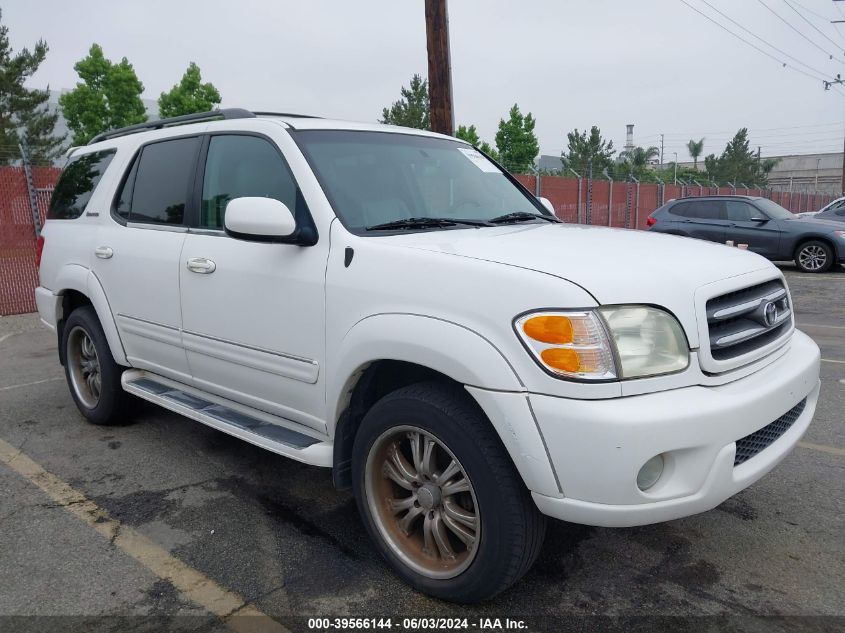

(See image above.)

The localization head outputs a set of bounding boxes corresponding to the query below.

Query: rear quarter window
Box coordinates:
[48,150,116,220]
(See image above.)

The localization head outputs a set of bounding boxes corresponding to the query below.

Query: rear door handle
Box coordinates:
[94,246,113,259]
[186,257,216,274]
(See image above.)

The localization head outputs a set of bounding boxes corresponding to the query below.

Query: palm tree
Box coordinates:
[619,146,660,168]
[687,138,705,169]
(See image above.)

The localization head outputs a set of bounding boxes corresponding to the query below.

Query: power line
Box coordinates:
[755,0,842,60]
[782,0,845,53]
[697,0,835,78]
[677,0,839,84]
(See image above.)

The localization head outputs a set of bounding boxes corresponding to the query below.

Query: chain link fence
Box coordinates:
[513,173,839,228]
[0,143,59,316]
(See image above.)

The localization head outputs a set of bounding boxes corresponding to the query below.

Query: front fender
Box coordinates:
[329,313,525,424]
[328,313,561,496]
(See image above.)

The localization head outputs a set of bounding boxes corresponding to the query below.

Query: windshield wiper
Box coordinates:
[366,217,492,231]
[489,211,561,224]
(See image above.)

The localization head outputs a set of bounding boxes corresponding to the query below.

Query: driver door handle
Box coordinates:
[94,246,113,259]
[186,257,216,274]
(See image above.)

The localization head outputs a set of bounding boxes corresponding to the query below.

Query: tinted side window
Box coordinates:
[126,137,199,225]
[200,135,297,229]
[673,200,722,220]
[48,150,116,219]
[725,201,757,222]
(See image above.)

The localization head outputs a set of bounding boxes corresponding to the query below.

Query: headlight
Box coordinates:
[515,306,689,381]
[598,306,689,378]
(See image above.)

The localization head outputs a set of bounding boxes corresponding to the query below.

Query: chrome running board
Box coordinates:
[121,369,332,466]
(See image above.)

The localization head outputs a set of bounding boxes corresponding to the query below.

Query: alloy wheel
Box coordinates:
[365,425,480,579]
[67,326,101,409]
[798,245,827,271]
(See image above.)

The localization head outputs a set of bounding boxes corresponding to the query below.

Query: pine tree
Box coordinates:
[380,74,430,130]
[0,10,64,165]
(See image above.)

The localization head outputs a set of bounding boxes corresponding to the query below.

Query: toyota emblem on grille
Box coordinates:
[763,301,778,327]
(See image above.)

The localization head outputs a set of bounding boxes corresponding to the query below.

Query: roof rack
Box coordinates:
[252,111,322,119]
[88,108,257,144]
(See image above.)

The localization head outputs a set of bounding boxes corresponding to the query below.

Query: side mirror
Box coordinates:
[538,196,555,215]
[224,197,297,242]
[750,216,768,223]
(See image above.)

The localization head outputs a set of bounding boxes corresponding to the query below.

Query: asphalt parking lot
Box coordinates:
[0,265,843,633]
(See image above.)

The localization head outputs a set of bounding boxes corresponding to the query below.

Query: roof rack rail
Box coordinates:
[252,111,322,119]
[87,108,256,144]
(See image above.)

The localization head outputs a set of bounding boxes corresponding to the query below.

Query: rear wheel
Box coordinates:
[62,306,131,425]
[352,381,546,603]
[794,240,833,273]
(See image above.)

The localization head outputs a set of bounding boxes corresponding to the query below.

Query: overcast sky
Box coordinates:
[5,0,845,160]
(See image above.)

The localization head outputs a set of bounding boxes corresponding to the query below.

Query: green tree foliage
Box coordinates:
[380,73,429,130]
[703,129,771,186]
[613,145,660,180]
[561,126,615,176]
[455,123,498,159]
[0,10,64,164]
[495,104,538,173]
[59,44,147,145]
[158,62,221,118]
[687,138,704,168]
[455,123,480,146]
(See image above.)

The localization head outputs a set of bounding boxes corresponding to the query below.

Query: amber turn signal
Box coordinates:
[540,348,581,373]
[523,315,574,344]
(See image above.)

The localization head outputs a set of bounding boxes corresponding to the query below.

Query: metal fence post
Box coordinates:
[607,178,613,227]
[634,181,641,230]
[586,160,593,226]
[577,177,583,224]
[19,142,42,239]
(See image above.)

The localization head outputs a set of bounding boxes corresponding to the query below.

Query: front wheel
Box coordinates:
[794,240,833,273]
[352,382,546,603]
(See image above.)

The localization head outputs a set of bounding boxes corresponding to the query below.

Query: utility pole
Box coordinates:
[659,134,664,167]
[425,0,454,136]
[842,135,845,194]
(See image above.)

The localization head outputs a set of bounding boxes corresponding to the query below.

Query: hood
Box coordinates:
[377,224,777,346]
[783,216,845,229]
[381,223,773,304]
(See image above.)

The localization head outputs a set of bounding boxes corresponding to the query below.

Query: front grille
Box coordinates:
[734,398,806,466]
[706,279,791,361]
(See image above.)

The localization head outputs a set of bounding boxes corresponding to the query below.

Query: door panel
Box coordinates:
[93,137,200,382]
[179,134,328,432]
[672,200,727,243]
[724,201,781,258]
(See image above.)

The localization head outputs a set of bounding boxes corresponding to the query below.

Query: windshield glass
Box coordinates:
[292,130,547,232]
[755,198,795,220]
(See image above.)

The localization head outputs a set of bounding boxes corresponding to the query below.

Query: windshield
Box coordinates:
[755,198,796,220]
[292,130,547,233]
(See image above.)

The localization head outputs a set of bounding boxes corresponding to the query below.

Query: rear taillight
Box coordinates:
[35,235,45,269]
[646,216,657,227]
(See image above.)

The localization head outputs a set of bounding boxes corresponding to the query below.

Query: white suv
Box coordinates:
[36,109,821,602]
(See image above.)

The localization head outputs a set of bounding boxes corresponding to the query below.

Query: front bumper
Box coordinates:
[529,329,820,527]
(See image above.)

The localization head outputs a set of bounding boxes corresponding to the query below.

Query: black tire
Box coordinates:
[794,240,833,273]
[352,381,546,603]
[61,305,131,426]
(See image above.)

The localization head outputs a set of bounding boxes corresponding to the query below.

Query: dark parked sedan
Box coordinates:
[647,195,845,273]
[813,197,845,223]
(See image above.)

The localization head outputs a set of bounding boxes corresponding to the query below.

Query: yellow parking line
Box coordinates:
[797,323,845,330]
[798,441,845,458]
[822,358,845,364]
[0,437,290,632]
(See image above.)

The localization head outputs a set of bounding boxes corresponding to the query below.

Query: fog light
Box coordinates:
[637,454,664,491]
